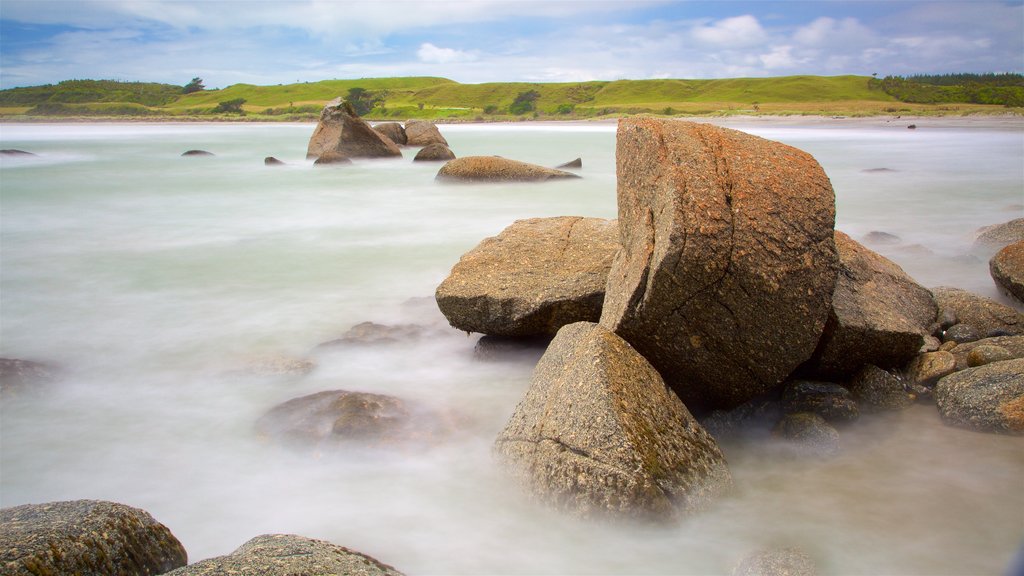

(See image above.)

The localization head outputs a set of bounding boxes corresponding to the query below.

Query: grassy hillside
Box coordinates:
[2,74,1020,120]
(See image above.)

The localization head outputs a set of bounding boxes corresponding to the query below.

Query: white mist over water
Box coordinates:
[1,120,1022,575]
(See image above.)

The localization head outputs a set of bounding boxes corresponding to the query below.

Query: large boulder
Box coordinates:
[931,286,1024,337]
[803,231,938,377]
[600,119,839,412]
[0,499,187,575]
[164,534,403,576]
[306,100,402,160]
[436,217,619,337]
[990,240,1024,303]
[436,156,580,183]
[935,358,1024,434]
[373,122,407,146]
[404,119,448,147]
[494,322,733,521]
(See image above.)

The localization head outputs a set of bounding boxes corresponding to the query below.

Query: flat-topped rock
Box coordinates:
[436,156,580,183]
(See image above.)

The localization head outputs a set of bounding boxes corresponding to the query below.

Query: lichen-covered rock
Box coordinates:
[904,351,957,386]
[773,413,841,458]
[164,534,403,576]
[733,547,819,576]
[435,156,580,183]
[413,143,456,162]
[950,335,1024,370]
[935,358,1024,434]
[990,240,1024,303]
[804,232,937,377]
[373,122,407,146]
[931,286,1024,337]
[404,119,448,147]
[494,322,732,520]
[599,119,838,412]
[436,217,619,337]
[782,380,859,423]
[306,100,402,160]
[848,364,914,411]
[0,499,187,576]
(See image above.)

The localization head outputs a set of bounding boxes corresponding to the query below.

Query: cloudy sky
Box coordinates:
[1,0,1021,89]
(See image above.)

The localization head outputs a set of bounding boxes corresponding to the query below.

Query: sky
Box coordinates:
[1,0,1022,89]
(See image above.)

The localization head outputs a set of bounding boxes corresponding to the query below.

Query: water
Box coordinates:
[1,120,1022,575]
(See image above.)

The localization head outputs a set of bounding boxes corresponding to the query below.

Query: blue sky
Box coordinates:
[1,1,1021,89]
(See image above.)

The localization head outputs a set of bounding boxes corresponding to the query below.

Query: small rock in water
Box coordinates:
[555,157,582,169]
[782,380,859,423]
[314,151,353,165]
[413,142,456,162]
[861,167,897,173]
[774,412,841,458]
[0,149,37,156]
[862,230,901,244]
[181,149,214,156]
[732,546,819,576]
[233,354,316,377]
[0,357,57,399]
[264,156,286,166]
[316,321,432,348]
[847,364,914,411]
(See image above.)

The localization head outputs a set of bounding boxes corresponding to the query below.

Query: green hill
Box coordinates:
[1,74,1020,120]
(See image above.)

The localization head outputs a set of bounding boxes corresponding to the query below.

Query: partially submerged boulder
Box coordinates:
[373,122,407,146]
[181,149,213,157]
[804,231,937,377]
[313,151,353,166]
[600,118,838,412]
[773,413,841,458]
[436,156,580,183]
[163,534,403,576]
[990,240,1024,303]
[494,322,733,521]
[782,380,859,423]
[0,499,187,575]
[306,100,402,160]
[935,358,1024,434]
[973,218,1024,254]
[931,287,1024,337]
[436,217,619,337]
[404,119,448,147]
[413,143,456,162]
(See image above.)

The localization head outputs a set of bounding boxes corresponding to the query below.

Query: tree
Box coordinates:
[213,98,246,113]
[345,87,382,116]
[509,90,540,115]
[183,77,205,94]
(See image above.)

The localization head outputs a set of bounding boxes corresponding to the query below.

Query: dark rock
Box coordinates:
[306,100,402,160]
[904,351,957,387]
[316,321,433,348]
[935,358,1024,434]
[0,499,187,576]
[950,335,1024,370]
[907,124,917,129]
[701,399,785,441]
[181,149,214,156]
[943,323,981,344]
[0,149,37,157]
[494,322,733,521]
[163,534,403,576]
[990,240,1024,303]
[404,120,448,147]
[0,357,56,399]
[264,156,285,166]
[848,364,914,411]
[472,335,551,362]
[436,156,580,183]
[973,218,1024,253]
[862,230,901,244]
[413,143,456,162]
[373,122,407,146]
[773,413,841,458]
[932,286,1023,337]
[733,547,818,576]
[555,157,583,169]
[256,390,452,449]
[599,119,838,412]
[436,217,619,337]
[782,380,859,423]
[803,231,937,378]
[313,151,353,166]
[861,167,897,173]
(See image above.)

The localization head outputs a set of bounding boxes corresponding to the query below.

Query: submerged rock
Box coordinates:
[600,119,838,412]
[973,218,1024,253]
[494,322,732,521]
[181,149,214,156]
[774,412,841,458]
[413,143,456,162]
[163,534,403,576]
[313,151,353,166]
[306,100,402,160]
[0,357,56,398]
[0,149,37,157]
[436,156,580,183]
[556,157,583,169]
[847,364,914,411]
[316,321,435,347]
[935,358,1024,434]
[264,156,286,166]
[990,240,1024,303]
[0,499,187,576]
[782,380,859,423]
[932,287,1024,337]
[436,216,619,337]
[804,231,937,378]
[733,547,819,576]
[404,119,448,147]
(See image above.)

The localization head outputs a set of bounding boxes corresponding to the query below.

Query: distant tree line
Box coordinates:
[872,73,1024,107]
[0,79,186,107]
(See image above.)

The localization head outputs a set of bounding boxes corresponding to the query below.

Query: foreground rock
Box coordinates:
[413,142,456,162]
[306,100,402,160]
[0,499,187,575]
[935,358,1024,434]
[494,322,732,521]
[436,217,619,336]
[600,119,838,412]
[931,287,1024,337]
[404,119,448,147]
[436,156,580,183]
[804,231,937,377]
[164,534,403,576]
[990,240,1024,303]
[256,390,452,449]
[373,122,407,146]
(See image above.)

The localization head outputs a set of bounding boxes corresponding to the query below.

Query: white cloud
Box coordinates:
[759,45,799,70]
[692,15,767,46]
[417,43,477,64]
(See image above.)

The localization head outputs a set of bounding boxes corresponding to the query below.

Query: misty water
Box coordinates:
[1,120,1022,575]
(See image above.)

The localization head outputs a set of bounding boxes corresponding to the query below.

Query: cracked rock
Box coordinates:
[494,322,732,521]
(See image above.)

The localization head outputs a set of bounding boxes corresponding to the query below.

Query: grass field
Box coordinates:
[2,75,1020,120]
